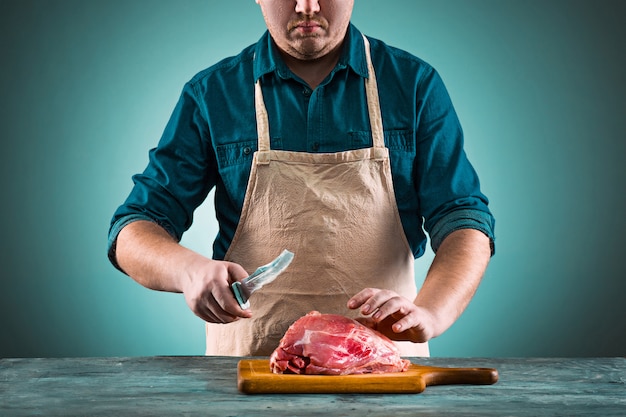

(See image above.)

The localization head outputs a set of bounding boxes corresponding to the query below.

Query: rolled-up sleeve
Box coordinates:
[415,68,495,254]
[107,82,217,271]
[429,209,495,255]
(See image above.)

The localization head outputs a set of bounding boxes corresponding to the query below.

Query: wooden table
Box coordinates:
[1,357,624,416]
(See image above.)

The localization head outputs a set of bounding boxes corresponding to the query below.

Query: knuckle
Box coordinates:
[362,287,377,297]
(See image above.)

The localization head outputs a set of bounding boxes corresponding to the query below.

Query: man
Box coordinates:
[108,0,495,356]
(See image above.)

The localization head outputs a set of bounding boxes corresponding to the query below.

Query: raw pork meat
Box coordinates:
[270,311,410,375]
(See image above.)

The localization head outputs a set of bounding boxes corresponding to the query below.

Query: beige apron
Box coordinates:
[206,36,429,357]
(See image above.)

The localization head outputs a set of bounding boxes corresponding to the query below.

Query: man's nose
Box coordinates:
[295,0,321,15]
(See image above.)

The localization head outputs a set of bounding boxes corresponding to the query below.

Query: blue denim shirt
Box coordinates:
[108,24,495,269]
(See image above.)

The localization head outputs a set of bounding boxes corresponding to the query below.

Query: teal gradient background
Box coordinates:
[1,0,624,357]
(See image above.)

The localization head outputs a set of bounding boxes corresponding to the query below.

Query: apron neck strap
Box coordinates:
[255,80,271,157]
[254,34,385,154]
[361,34,385,150]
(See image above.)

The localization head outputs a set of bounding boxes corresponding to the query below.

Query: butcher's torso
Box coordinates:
[205,35,429,357]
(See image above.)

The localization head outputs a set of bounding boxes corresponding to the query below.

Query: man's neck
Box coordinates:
[279,43,343,90]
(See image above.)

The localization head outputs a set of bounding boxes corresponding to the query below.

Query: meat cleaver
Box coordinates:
[231,249,294,309]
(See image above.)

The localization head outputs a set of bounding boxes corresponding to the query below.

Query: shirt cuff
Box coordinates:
[429,209,496,256]
[107,214,160,273]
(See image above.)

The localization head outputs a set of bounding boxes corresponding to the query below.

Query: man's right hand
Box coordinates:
[181,257,252,323]
[115,220,252,324]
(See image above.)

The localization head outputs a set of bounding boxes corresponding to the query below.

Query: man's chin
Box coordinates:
[289,37,332,57]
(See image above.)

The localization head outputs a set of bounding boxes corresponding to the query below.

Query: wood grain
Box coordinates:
[237,359,498,394]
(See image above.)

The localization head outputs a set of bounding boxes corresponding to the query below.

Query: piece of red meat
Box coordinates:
[269,311,410,375]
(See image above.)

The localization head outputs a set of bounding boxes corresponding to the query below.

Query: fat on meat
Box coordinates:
[269,311,410,375]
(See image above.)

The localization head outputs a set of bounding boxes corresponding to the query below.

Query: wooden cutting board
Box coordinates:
[237,359,498,394]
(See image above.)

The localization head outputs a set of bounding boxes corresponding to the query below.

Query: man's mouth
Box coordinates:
[289,19,325,33]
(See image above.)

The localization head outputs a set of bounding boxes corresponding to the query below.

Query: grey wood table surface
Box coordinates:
[1,356,624,416]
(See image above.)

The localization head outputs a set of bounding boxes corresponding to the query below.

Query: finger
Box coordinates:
[226,262,250,284]
[358,289,398,316]
[205,292,241,323]
[199,307,238,324]
[388,311,430,343]
[215,284,252,319]
[369,316,417,342]
[347,288,377,310]
[191,282,242,323]
[211,261,252,317]
[191,299,221,323]
[370,296,407,322]
[354,316,376,329]
[388,310,415,333]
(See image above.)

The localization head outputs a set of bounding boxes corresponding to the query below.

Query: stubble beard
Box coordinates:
[285,18,332,60]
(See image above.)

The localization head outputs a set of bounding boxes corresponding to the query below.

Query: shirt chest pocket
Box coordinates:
[215,138,283,209]
[216,140,257,167]
[215,140,257,209]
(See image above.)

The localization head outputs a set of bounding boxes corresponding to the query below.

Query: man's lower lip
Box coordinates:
[296,25,321,33]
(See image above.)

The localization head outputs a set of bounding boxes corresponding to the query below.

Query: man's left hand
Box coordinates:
[347,288,436,343]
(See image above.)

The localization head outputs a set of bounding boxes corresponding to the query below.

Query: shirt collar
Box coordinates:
[253,23,368,82]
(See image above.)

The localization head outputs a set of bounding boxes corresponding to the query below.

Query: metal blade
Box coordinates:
[231,249,294,309]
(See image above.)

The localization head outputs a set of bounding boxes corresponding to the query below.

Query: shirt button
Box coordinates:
[311,142,320,151]
[302,88,312,97]
[243,146,252,155]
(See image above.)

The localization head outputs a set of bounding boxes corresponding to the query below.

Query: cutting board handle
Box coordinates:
[423,366,499,387]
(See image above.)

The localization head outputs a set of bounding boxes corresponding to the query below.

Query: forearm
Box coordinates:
[415,228,491,338]
[115,220,203,293]
[115,220,251,322]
